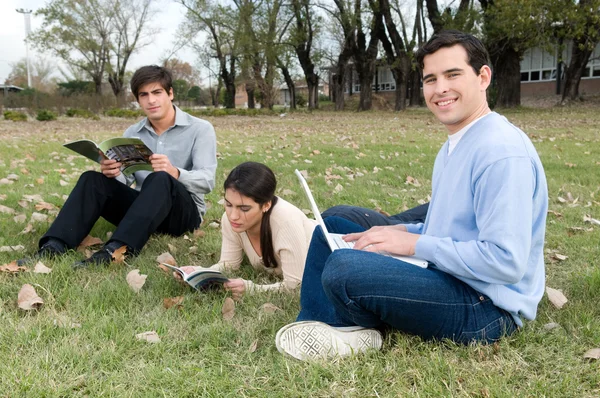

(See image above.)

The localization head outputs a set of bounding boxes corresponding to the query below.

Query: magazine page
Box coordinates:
[185,269,229,290]
[63,140,105,163]
[99,137,153,176]
[160,263,188,279]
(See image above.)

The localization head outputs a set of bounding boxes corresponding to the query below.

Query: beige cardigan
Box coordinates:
[200,197,317,293]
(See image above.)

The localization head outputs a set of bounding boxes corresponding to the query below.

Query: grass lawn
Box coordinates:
[0,107,599,397]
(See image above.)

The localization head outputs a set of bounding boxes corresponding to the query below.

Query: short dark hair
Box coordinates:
[224,162,279,269]
[130,65,173,100]
[415,30,491,76]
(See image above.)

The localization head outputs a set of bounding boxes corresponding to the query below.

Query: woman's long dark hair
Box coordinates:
[224,162,279,268]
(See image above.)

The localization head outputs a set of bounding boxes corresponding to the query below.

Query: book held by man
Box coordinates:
[63,137,153,176]
[160,263,230,291]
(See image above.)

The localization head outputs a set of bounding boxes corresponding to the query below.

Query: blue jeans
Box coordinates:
[297,217,517,344]
[321,203,429,229]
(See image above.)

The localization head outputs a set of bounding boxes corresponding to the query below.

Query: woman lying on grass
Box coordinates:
[175,161,317,299]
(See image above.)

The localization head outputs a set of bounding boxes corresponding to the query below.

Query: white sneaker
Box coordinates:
[275,321,383,361]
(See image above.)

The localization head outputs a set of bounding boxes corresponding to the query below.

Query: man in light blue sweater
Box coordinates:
[18,66,217,268]
[276,30,548,361]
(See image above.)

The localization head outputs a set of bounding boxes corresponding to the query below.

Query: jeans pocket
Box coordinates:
[457,310,516,345]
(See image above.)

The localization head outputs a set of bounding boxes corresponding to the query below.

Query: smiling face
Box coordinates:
[224,188,270,235]
[136,82,175,124]
[422,45,491,134]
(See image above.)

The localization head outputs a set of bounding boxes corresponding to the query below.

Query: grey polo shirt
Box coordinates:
[117,106,217,219]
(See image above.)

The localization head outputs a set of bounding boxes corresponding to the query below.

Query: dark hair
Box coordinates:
[130,65,173,100]
[415,30,491,76]
[224,162,279,268]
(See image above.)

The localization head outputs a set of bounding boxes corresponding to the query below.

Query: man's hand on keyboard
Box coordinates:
[344,225,419,256]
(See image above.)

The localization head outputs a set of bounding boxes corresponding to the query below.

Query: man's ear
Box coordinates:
[479,65,492,91]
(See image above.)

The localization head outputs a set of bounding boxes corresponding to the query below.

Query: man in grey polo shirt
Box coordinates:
[19,65,217,268]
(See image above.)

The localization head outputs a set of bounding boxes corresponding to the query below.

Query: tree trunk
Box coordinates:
[333,70,346,111]
[279,62,296,109]
[492,46,521,107]
[245,81,256,109]
[562,41,593,102]
[221,56,236,109]
[408,67,422,107]
[212,79,222,107]
[306,73,319,109]
[357,65,375,111]
[93,76,103,95]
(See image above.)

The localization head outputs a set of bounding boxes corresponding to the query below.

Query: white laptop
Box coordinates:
[294,169,428,268]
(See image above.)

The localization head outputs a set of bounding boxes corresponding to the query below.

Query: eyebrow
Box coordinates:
[422,68,465,81]
[224,198,252,208]
[138,88,164,95]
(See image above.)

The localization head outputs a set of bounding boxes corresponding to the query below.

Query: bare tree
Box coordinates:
[178,0,240,108]
[289,0,321,109]
[32,0,114,95]
[107,0,157,105]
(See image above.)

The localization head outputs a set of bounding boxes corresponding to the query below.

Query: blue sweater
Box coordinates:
[407,113,548,326]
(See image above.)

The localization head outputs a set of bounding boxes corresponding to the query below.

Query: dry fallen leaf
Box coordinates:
[167,243,177,253]
[19,224,34,235]
[112,246,127,263]
[35,201,56,211]
[79,235,104,248]
[17,284,44,310]
[0,204,15,214]
[249,339,259,353]
[33,261,52,274]
[583,214,600,226]
[583,348,600,360]
[261,303,282,314]
[163,296,184,309]
[222,297,235,320]
[0,245,25,252]
[553,253,568,261]
[156,252,176,266]
[136,331,161,343]
[546,286,568,309]
[13,214,27,223]
[30,212,48,223]
[0,261,26,273]
[126,269,147,293]
[193,229,206,238]
[53,313,81,329]
[543,322,560,331]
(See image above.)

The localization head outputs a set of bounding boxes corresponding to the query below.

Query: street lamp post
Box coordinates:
[16,8,33,88]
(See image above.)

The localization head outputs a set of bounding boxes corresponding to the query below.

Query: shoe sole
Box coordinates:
[276,321,382,361]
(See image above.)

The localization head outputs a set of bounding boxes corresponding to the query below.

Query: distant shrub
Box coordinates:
[3,111,28,121]
[295,94,307,107]
[186,108,279,117]
[66,108,99,120]
[104,108,144,118]
[36,109,57,121]
[318,94,330,102]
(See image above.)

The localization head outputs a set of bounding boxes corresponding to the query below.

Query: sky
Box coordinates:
[0,0,198,85]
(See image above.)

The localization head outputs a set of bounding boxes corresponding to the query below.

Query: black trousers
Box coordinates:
[321,203,429,229]
[41,171,201,253]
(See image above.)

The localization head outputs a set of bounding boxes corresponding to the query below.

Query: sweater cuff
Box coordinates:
[414,234,439,263]
[404,223,423,234]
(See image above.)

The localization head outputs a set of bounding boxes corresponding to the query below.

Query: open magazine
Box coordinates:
[161,263,229,291]
[63,137,153,176]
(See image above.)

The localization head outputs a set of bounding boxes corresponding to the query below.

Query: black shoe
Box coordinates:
[72,247,114,269]
[17,239,66,266]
